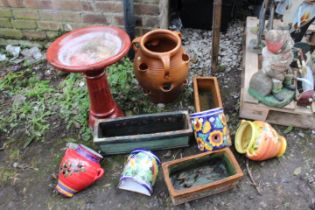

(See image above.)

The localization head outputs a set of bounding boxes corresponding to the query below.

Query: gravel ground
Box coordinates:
[182,21,244,76]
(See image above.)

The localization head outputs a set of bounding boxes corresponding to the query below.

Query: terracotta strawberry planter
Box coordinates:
[93,111,193,155]
[193,77,223,112]
[162,148,243,205]
[133,29,190,103]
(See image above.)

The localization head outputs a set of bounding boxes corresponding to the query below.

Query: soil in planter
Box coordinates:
[170,154,234,190]
[144,38,177,53]
[98,113,187,137]
[199,89,215,111]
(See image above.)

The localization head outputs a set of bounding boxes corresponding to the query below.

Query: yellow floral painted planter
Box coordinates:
[235,120,287,161]
[191,108,231,152]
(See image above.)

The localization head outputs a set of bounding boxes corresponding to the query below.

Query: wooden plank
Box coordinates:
[308,24,315,32]
[211,0,222,73]
[240,88,315,129]
[240,100,315,129]
[282,101,296,110]
[240,101,269,121]
[294,105,313,115]
[244,17,259,104]
[240,89,269,120]
[267,111,315,129]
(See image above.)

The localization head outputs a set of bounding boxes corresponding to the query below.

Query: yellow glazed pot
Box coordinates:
[235,120,286,161]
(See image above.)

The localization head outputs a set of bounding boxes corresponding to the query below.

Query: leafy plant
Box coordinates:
[0,68,91,143]
[56,74,90,141]
[0,69,54,146]
[0,56,194,146]
[107,58,163,114]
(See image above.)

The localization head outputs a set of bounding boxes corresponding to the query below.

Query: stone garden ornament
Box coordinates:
[249,29,295,108]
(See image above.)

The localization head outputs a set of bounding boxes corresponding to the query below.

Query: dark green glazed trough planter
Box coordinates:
[93,111,193,155]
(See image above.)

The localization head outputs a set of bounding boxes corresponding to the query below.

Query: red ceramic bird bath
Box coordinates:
[47,26,131,127]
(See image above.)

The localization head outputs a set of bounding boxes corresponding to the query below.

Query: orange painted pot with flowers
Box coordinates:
[190,107,231,152]
[234,120,287,161]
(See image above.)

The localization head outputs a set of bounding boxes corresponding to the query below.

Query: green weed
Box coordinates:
[107,58,162,114]
[56,73,90,141]
[0,167,16,185]
[0,57,193,145]
[8,148,20,161]
[0,70,54,145]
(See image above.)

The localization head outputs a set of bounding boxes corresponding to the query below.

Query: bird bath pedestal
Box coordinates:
[47,26,131,128]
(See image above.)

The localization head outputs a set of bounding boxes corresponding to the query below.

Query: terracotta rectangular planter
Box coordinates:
[93,111,193,155]
[193,76,223,112]
[162,148,243,205]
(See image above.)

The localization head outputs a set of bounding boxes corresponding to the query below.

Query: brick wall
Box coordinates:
[0,0,168,40]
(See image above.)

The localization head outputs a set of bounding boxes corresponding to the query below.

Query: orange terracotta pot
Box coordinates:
[132,29,190,103]
[235,120,287,161]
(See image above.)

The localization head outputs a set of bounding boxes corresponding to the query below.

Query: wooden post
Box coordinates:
[211,0,222,73]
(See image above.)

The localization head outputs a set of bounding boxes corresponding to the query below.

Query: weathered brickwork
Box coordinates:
[0,0,168,40]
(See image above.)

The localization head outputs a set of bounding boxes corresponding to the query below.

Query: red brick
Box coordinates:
[0,1,6,6]
[81,1,94,11]
[2,0,23,7]
[63,22,89,31]
[134,3,159,15]
[95,1,123,13]
[112,15,124,26]
[22,30,46,40]
[113,15,143,27]
[82,14,109,24]
[39,10,82,23]
[51,1,82,11]
[23,0,53,9]
[13,8,38,19]
[37,21,62,30]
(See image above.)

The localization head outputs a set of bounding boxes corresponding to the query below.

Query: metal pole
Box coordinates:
[123,0,135,59]
[257,0,269,49]
[268,1,275,30]
[211,0,222,73]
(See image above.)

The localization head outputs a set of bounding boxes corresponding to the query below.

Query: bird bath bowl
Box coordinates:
[47,26,131,127]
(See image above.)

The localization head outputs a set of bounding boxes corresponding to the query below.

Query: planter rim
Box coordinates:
[78,144,103,159]
[140,29,181,58]
[93,111,193,143]
[190,107,223,118]
[192,76,223,113]
[193,76,218,80]
[235,120,257,154]
[130,149,161,164]
[162,148,243,198]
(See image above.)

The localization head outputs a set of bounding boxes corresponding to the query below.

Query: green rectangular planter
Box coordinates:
[93,111,193,155]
